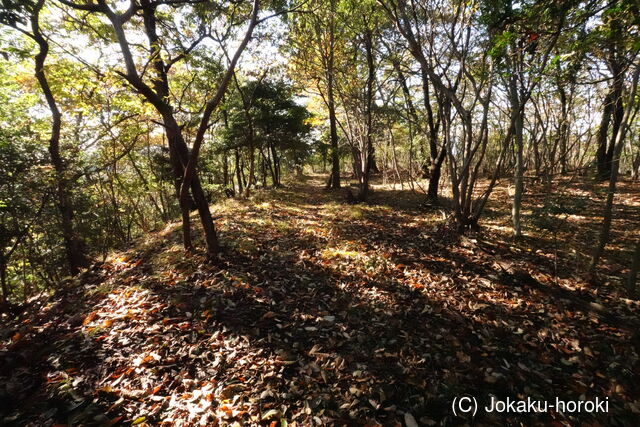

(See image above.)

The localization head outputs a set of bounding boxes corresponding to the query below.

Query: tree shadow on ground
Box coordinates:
[1,177,639,426]
[0,267,116,425]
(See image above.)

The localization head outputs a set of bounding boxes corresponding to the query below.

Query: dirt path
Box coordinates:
[1,177,639,426]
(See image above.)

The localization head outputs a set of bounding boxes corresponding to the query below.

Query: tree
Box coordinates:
[628,241,640,297]
[382,0,500,231]
[59,0,265,258]
[0,99,47,301]
[589,60,640,276]
[288,0,343,189]
[1,0,88,274]
[334,0,382,201]
[378,0,449,203]
[222,79,312,187]
[592,1,640,181]
[484,0,572,238]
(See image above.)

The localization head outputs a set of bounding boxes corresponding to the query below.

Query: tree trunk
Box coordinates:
[223,150,229,187]
[235,148,244,194]
[326,0,341,190]
[421,69,442,202]
[191,175,220,255]
[604,69,625,178]
[632,151,640,180]
[558,84,569,175]
[32,0,87,275]
[327,80,341,189]
[0,259,8,303]
[595,90,615,180]
[261,150,268,187]
[628,241,640,298]
[247,145,255,195]
[510,72,525,238]
[165,120,221,256]
[358,26,375,202]
[596,49,625,181]
[590,63,640,275]
[270,143,281,187]
[426,149,446,202]
[222,108,230,188]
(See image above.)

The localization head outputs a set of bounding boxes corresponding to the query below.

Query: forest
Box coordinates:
[0,0,639,425]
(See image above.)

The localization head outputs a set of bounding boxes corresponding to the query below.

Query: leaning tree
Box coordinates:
[59,0,284,258]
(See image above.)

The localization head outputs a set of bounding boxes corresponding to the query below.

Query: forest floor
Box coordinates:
[1,175,639,426]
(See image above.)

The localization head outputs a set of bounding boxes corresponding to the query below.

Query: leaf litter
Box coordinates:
[1,177,639,426]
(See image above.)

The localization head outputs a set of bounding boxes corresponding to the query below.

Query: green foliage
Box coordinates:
[222,79,313,169]
[0,60,56,298]
[0,0,31,27]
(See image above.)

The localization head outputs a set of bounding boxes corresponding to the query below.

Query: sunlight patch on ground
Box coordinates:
[485,224,514,233]
[256,201,273,210]
[4,177,640,425]
[106,255,131,268]
[321,247,363,260]
[158,222,180,237]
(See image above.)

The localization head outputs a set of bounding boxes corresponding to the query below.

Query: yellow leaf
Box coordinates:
[132,416,146,425]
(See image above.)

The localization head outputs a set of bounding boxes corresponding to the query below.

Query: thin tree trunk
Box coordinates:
[223,150,229,187]
[327,0,341,190]
[604,69,625,177]
[590,63,640,275]
[31,0,86,275]
[628,241,640,298]
[595,90,615,180]
[558,84,569,175]
[0,258,8,303]
[509,69,525,238]
[270,143,280,187]
[427,149,446,203]
[358,25,375,201]
[421,70,443,202]
[235,148,244,194]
